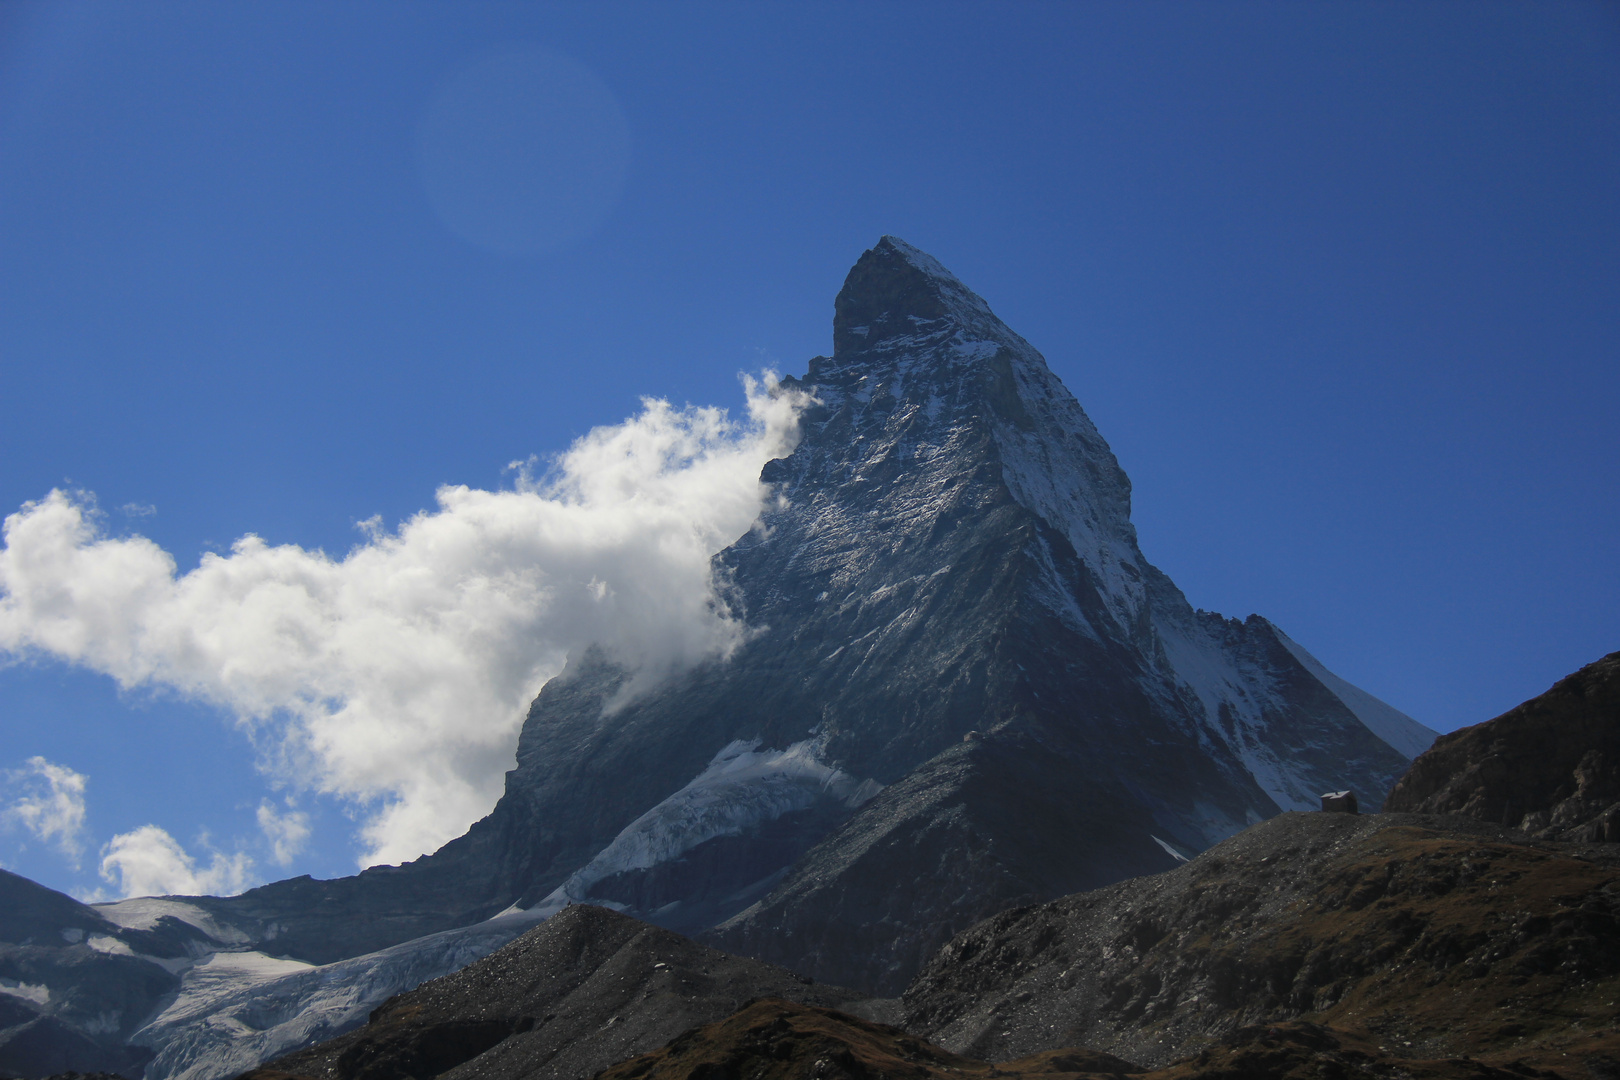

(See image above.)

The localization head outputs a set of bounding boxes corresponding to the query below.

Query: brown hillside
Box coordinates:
[899,812,1620,1075]
[594,999,1558,1080]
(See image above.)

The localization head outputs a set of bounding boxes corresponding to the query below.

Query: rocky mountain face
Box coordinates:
[236,812,1620,1080]
[0,874,554,1080]
[194,239,1432,988]
[152,650,1619,1080]
[254,937,1581,1080]
[897,810,1620,1073]
[1386,651,1620,842]
[0,238,1435,1080]
[490,237,1429,993]
[0,870,193,1079]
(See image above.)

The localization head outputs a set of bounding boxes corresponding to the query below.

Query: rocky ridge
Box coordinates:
[508,236,1431,993]
[0,872,242,1079]
[1386,651,1620,842]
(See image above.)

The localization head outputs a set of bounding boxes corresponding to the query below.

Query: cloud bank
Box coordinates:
[2,756,88,865]
[0,376,807,868]
[99,825,253,898]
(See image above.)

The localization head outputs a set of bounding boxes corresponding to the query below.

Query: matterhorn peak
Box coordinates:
[830,236,1004,359]
[28,244,1436,1080]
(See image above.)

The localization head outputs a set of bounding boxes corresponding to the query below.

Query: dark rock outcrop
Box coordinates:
[1386,651,1620,842]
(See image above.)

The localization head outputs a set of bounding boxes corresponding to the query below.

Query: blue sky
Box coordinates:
[1,2,1616,899]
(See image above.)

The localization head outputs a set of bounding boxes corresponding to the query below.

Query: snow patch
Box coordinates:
[1156,619,1318,814]
[533,738,880,915]
[952,338,1000,362]
[83,929,201,976]
[0,979,49,1006]
[95,898,250,944]
[141,952,317,1028]
[1151,836,1190,863]
[87,934,136,957]
[979,335,1144,633]
[131,910,541,1080]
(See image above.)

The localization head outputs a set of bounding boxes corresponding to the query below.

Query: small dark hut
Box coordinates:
[1320,790,1359,814]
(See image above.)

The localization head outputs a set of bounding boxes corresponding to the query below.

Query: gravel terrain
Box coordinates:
[594,999,1555,1080]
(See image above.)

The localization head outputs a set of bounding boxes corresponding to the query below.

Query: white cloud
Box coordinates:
[2,756,89,865]
[98,825,253,899]
[0,376,809,868]
[257,801,310,867]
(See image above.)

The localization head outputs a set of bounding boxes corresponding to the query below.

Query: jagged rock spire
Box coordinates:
[832,236,999,357]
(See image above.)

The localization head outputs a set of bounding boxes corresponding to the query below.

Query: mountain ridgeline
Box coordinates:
[201,237,1430,991]
[0,239,1441,1080]
[469,237,1432,991]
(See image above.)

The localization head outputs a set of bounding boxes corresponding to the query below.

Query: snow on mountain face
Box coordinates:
[0,868,277,1079]
[51,748,883,1080]
[486,238,1431,994]
[0,867,542,1080]
[532,738,881,917]
[1145,606,1436,815]
[97,898,253,944]
[128,911,540,1080]
[808,237,1142,638]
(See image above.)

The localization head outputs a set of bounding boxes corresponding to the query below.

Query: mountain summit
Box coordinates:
[434,236,1429,991]
[211,237,1435,991]
[830,236,1004,356]
[2,240,1438,1080]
